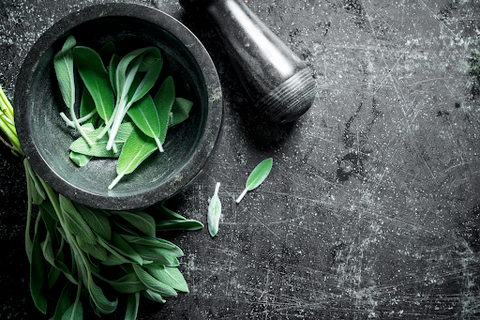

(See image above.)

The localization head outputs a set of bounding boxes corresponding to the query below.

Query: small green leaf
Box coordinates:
[75,204,111,241]
[142,289,166,303]
[112,211,156,237]
[54,35,76,111]
[156,219,204,231]
[169,97,193,127]
[54,35,93,146]
[236,158,273,203]
[51,282,73,320]
[73,46,115,122]
[59,195,96,245]
[106,272,147,294]
[77,237,108,261]
[69,151,92,167]
[125,292,140,320]
[30,233,47,314]
[146,265,189,293]
[153,76,175,143]
[79,87,98,125]
[133,265,177,297]
[207,182,221,237]
[69,122,135,158]
[60,301,83,320]
[88,277,118,314]
[108,128,158,190]
[131,245,181,266]
[127,94,164,151]
[111,231,144,265]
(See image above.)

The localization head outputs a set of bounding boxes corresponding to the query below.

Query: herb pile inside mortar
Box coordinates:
[54,35,193,189]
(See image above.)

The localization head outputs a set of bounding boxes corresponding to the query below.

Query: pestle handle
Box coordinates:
[180,0,316,123]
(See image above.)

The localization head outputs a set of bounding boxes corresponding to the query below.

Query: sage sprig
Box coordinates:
[0,83,204,320]
[236,158,273,203]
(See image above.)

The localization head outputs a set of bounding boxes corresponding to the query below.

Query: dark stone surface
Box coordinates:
[1,0,480,319]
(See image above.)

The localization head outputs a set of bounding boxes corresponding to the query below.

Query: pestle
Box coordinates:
[180,0,316,123]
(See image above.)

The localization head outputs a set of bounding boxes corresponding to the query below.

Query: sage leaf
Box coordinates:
[69,151,92,167]
[108,128,158,190]
[125,292,140,320]
[77,237,108,261]
[98,41,116,65]
[88,277,118,314]
[236,158,273,203]
[69,122,135,158]
[146,265,189,293]
[54,35,93,146]
[169,97,193,127]
[131,245,180,266]
[133,265,177,297]
[79,84,98,125]
[59,195,96,245]
[60,301,83,320]
[108,54,121,96]
[127,94,164,151]
[156,219,204,231]
[51,282,72,320]
[153,76,175,144]
[152,203,187,220]
[75,204,111,241]
[207,182,221,237]
[106,272,146,294]
[142,289,166,303]
[111,231,143,265]
[112,210,156,237]
[30,233,47,314]
[120,234,181,252]
[73,46,114,122]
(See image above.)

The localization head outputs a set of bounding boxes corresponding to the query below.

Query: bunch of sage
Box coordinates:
[0,84,203,320]
[54,35,193,189]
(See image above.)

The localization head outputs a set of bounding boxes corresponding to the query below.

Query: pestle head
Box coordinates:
[181,0,316,123]
[257,68,316,123]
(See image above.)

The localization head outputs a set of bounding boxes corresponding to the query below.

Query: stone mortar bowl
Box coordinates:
[14,3,222,211]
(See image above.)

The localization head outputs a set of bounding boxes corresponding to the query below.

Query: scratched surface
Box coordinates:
[1,0,480,319]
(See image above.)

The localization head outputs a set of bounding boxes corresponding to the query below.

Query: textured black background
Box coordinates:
[1,0,480,319]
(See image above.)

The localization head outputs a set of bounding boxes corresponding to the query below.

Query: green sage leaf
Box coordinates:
[73,46,114,122]
[111,231,143,265]
[133,265,177,297]
[60,301,83,320]
[236,158,273,203]
[169,97,193,127]
[207,182,221,237]
[142,289,166,303]
[108,128,158,190]
[88,277,118,314]
[125,292,140,320]
[51,282,73,320]
[54,35,93,146]
[146,265,189,293]
[30,233,47,314]
[59,195,96,245]
[153,76,175,143]
[69,122,135,158]
[127,94,164,151]
[77,237,108,261]
[106,272,147,294]
[75,204,111,241]
[112,210,156,237]
[156,219,204,231]
[54,35,76,111]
